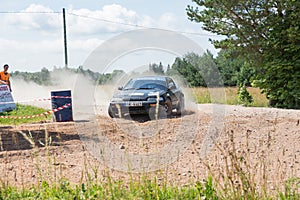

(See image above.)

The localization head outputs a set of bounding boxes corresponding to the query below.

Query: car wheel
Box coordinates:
[149,105,167,120]
[164,98,172,117]
[148,103,169,120]
[108,106,118,118]
[148,99,172,120]
[108,108,115,118]
[176,97,185,115]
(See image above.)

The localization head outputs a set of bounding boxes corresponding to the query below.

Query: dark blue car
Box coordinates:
[108,76,184,118]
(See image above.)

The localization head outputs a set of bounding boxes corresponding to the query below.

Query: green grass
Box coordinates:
[0,177,217,200]
[0,104,51,125]
[0,176,299,199]
[0,173,218,199]
[190,87,269,107]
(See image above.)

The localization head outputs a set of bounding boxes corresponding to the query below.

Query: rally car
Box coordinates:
[108,76,184,119]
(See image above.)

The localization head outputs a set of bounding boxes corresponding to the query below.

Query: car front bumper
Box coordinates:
[109,101,163,115]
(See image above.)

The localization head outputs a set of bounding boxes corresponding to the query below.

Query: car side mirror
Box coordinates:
[118,86,123,90]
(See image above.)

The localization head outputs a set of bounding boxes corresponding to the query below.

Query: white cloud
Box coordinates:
[23,4,54,13]
[138,15,154,27]
[5,4,61,31]
[0,3,217,72]
[69,38,104,52]
[3,3,197,35]
[0,38,61,53]
[0,39,20,50]
[158,13,178,29]
[67,4,151,34]
[0,38,104,71]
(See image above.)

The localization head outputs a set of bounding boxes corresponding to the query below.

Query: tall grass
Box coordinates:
[0,127,299,199]
[190,87,269,107]
[0,160,299,199]
[0,177,220,200]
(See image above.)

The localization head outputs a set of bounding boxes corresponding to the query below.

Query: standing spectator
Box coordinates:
[0,64,12,92]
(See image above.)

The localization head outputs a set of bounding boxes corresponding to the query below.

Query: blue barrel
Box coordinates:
[51,90,73,122]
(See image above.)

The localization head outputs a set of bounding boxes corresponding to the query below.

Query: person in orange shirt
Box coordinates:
[0,64,12,92]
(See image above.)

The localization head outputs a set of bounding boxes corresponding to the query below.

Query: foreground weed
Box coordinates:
[0,172,299,199]
[278,178,300,200]
[195,176,219,200]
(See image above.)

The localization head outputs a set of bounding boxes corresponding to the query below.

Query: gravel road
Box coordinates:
[0,104,299,192]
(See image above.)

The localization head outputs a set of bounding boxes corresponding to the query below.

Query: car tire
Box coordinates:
[149,102,171,120]
[164,98,172,117]
[108,108,115,118]
[176,97,185,116]
[108,106,119,118]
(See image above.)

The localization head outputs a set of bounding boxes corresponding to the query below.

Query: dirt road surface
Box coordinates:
[0,104,299,192]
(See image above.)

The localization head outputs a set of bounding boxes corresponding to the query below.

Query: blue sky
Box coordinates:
[0,0,220,72]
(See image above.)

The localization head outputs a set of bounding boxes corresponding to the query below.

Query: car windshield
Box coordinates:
[123,79,167,90]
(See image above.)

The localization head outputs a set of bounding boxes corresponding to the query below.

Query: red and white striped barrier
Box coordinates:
[0,96,71,105]
[0,103,71,119]
[51,96,72,99]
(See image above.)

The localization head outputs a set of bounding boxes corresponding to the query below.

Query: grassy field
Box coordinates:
[0,104,51,125]
[189,87,269,107]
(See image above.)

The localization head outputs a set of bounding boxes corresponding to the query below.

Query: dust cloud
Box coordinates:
[10,70,197,118]
[11,70,81,109]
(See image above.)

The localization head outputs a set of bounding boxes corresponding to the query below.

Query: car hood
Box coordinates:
[113,89,165,100]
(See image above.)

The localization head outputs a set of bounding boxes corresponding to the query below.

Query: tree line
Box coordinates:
[11,50,253,87]
[186,0,300,109]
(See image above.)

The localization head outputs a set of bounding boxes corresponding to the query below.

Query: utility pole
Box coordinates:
[62,8,68,68]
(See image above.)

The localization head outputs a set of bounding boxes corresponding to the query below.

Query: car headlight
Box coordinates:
[110,97,123,102]
[147,96,164,102]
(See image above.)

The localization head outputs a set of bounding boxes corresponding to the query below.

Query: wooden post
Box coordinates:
[63,8,68,68]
